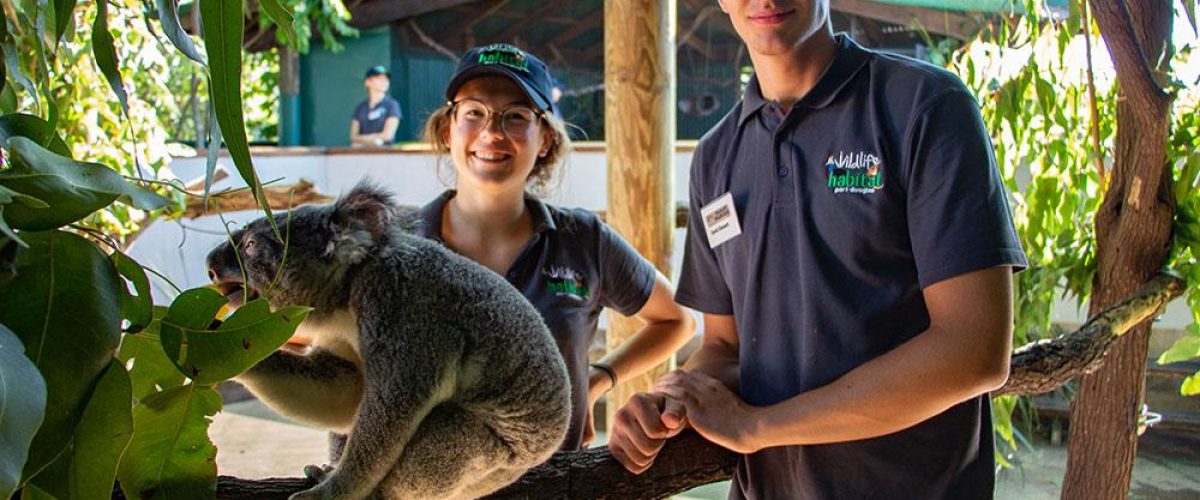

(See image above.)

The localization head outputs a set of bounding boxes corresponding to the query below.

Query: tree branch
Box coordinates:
[1087,0,1170,112]
[180,272,1186,497]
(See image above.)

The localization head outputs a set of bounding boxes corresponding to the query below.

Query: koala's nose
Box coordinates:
[205,245,240,283]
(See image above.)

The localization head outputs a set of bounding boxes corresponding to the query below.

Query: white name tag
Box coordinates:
[700,192,741,248]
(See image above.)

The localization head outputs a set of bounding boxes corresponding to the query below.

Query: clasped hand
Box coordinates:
[608,370,761,474]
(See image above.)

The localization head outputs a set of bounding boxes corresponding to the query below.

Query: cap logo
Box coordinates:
[477,44,530,73]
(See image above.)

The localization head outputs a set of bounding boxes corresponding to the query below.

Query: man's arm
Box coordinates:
[379,117,400,145]
[349,120,371,146]
[659,265,1013,453]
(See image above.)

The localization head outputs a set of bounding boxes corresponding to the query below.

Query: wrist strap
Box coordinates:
[590,362,618,392]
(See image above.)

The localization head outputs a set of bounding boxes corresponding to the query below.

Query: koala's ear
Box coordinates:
[332,183,395,242]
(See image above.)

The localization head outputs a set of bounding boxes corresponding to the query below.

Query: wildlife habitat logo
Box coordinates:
[543,265,589,300]
[826,151,884,195]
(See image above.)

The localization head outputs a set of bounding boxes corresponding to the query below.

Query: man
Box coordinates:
[350,65,402,146]
[607,1,1027,498]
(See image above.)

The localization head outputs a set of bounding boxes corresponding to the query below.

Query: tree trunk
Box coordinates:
[1061,1,1175,499]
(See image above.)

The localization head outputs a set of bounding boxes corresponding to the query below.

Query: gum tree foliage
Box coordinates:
[944,0,1199,485]
[0,0,353,498]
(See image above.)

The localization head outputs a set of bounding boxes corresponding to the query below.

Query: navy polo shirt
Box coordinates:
[352,95,402,137]
[677,35,1027,499]
[419,191,656,450]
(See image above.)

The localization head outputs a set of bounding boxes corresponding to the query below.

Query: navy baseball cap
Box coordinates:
[364,65,389,79]
[445,44,558,116]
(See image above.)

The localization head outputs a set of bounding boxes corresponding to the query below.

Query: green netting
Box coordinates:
[869,0,1069,14]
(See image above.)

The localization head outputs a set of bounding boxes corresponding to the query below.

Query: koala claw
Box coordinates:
[302,463,334,482]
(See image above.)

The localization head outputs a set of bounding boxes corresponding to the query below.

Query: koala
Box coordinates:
[205,185,571,499]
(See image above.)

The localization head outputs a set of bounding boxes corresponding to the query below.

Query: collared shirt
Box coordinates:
[677,34,1027,499]
[419,191,656,450]
[352,95,402,138]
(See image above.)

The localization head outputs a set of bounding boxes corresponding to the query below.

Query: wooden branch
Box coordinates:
[189,272,1186,497]
[995,272,1185,396]
[182,180,333,219]
[1087,0,1169,112]
[830,0,978,41]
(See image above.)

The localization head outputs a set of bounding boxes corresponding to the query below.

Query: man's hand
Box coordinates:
[607,392,688,474]
[656,370,761,454]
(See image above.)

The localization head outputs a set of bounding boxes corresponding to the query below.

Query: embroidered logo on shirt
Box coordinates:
[825,151,884,195]
[368,107,386,121]
[543,265,589,300]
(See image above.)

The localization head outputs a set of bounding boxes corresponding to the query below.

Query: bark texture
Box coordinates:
[1061,2,1176,499]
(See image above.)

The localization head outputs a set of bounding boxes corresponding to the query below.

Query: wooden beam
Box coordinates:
[677,5,718,57]
[548,8,603,46]
[830,0,977,41]
[491,2,561,43]
[604,0,676,428]
[445,0,512,45]
[349,0,483,28]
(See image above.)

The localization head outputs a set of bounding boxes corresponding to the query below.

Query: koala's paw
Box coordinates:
[302,463,334,483]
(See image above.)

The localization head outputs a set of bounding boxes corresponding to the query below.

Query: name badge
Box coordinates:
[700,192,741,248]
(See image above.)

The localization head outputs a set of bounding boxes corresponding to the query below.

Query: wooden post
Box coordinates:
[603,0,676,427]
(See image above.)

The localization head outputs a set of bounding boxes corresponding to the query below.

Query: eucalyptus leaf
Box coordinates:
[1157,334,1200,365]
[117,384,220,500]
[118,310,186,403]
[0,113,71,155]
[0,324,47,499]
[1183,372,1200,396]
[0,136,169,230]
[91,0,129,114]
[162,298,309,385]
[0,205,24,247]
[111,251,153,333]
[51,0,76,45]
[155,0,205,65]
[257,0,295,47]
[204,104,221,204]
[199,0,274,225]
[0,230,121,482]
[27,359,132,500]
[0,184,49,208]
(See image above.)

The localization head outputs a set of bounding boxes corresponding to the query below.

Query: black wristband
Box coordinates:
[589,362,618,391]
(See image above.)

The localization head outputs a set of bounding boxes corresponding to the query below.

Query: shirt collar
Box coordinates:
[737,33,871,127]
[417,190,557,242]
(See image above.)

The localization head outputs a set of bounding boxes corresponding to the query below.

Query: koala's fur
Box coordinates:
[205,185,571,499]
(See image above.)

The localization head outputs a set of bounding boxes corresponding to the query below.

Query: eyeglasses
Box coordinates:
[449,98,544,139]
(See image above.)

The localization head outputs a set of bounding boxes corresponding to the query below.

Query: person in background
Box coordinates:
[419,43,695,450]
[350,65,402,147]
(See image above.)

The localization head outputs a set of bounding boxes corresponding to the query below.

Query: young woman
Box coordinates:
[419,44,694,450]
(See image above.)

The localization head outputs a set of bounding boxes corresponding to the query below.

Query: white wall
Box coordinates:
[136,149,1193,330]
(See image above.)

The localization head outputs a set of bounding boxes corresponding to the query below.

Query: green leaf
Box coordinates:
[91,0,129,114]
[111,252,153,333]
[52,0,77,45]
[28,359,132,500]
[0,230,121,482]
[0,184,49,209]
[0,205,24,247]
[118,311,186,403]
[1158,334,1200,365]
[0,113,72,156]
[117,384,220,500]
[257,0,295,47]
[162,298,309,384]
[204,104,221,204]
[0,136,169,230]
[200,0,274,226]
[1183,0,1197,37]
[1183,371,1200,396]
[155,0,205,65]
[0,324,47,499]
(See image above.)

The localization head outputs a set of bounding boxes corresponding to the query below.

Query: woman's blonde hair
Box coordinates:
[423,101,572,197]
